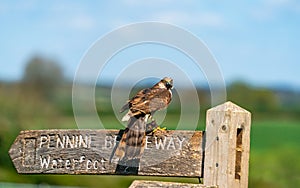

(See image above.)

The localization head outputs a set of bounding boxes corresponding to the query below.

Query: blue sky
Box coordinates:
[1,0,300,88]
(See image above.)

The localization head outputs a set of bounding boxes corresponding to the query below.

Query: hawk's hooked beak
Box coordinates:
[163,77,173,89]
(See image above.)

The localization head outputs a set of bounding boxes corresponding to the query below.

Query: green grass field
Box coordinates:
[249,119,300,188]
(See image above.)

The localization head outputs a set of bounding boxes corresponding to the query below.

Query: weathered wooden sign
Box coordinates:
[8,102,252,188]
[9,129,203,177]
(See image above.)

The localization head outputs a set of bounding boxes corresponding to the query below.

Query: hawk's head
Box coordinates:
[161,77,173,89]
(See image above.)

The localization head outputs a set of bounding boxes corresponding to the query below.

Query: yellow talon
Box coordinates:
[153,126,167,133]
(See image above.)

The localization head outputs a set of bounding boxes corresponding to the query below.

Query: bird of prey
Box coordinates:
[113,77,173,164]
[120,77,173,122]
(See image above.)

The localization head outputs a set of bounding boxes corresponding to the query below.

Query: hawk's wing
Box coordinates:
[124,87,171,116]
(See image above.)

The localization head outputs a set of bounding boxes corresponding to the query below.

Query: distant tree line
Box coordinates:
[226,81,300,118]
[18,55,300,117]
[22,55,64,98]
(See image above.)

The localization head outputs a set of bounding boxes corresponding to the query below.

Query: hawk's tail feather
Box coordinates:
[114,116,146,163]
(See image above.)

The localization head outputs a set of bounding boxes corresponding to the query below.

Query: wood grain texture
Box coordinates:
[129,180,217,188]
[9,129,202,177]
[203,101,251,188]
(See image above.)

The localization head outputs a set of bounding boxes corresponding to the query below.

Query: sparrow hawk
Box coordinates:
[113,77,173,164]
[120,77,173,122]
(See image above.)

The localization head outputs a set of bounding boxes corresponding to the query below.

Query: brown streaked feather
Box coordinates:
[115,77,173,163]
[126,87,171,116]
[114,117,146,161]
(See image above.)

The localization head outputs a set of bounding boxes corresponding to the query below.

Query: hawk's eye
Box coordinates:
[166,82,172,88]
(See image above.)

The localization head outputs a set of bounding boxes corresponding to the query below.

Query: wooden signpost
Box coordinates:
[9,101,251,188]
[9,129,202,177]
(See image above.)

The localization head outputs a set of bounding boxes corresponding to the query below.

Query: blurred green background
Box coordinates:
[1,1,300,188]
[0,56,299,187]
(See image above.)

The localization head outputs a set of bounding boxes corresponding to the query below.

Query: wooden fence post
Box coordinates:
[203,101,251,188]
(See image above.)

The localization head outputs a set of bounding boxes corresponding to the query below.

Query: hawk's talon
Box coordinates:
[152,126,167,138]
[152,126,167,133]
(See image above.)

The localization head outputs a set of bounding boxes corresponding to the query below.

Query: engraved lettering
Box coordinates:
[40,155,89,170]
[66,135,75,148]
[177,137,185,150]
[40,134,91,149]
[145,136,151,149]
[167,137,176,150]
[79,135,88,148]
[56,135,65,148]
[40,135,48,148]
[93,160,98,169]
[40,156,50,169]
[89,134,97,148]
[65,159,71,169]
[75,135,78,148]
[48,134,56,148]
[155,137,167,150]
[52,159,58,168]
[58,159,63,166]
[80,156,85,163]
[103,135,114,149]
[40,134,185,151]
[73,159,79,169]
[100,158,106,170]
[86,159,92,170]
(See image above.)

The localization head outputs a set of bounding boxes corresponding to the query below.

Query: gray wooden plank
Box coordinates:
[9,129,203,177]
[129,180,217,188]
